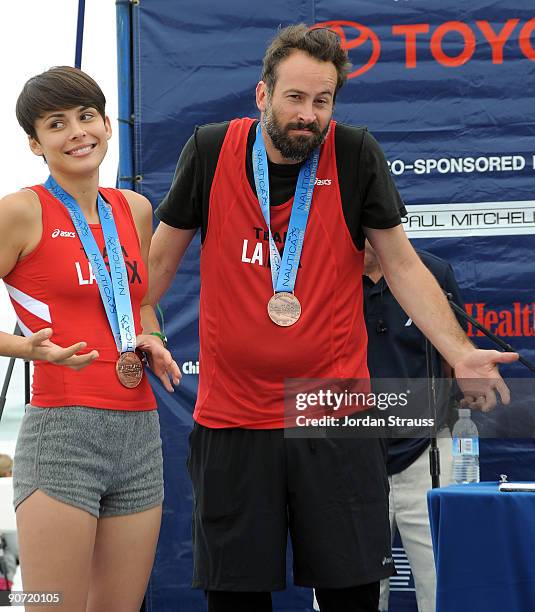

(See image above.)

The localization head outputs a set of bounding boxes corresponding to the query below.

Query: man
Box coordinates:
[363,243,464,612]
[149,24,517,612]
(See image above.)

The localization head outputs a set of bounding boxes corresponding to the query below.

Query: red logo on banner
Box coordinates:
[465,302,535,338]
[313,18,535,79]
[312,20,381,78]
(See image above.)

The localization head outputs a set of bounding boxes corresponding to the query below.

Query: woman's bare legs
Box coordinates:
[16,491,97,612]
[87,505,162,612]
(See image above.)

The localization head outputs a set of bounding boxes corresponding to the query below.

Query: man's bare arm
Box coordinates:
[365,224,518,409]
[148,222,197,305]
[365,225,472,366]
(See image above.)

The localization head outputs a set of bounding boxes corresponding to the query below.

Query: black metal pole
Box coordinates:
[74,0,86,69]
[0,356,16,425]
[444,292,535,373]
[0,324,23,424]
[24,361,30,406]
[425,338,441,489]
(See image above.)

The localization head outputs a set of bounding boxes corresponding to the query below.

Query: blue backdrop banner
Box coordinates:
[125,2,535,610]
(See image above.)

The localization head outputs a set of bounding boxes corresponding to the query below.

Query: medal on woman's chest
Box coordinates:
[116,352,143,388]
[44,176,143,388]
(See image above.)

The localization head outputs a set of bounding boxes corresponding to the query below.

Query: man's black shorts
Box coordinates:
[187,424,394,591]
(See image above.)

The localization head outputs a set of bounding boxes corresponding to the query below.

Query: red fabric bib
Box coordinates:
[195,118,369,428]
[4,185,155,410]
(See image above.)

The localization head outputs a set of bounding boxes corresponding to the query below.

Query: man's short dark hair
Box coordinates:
[16,66,106,140]
[261,24,351,98]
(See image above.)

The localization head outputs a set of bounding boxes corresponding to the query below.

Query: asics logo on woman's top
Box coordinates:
[51,228,76,238]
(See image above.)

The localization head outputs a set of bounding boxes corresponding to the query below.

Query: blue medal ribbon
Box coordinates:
[252,123,319,293]
[44,176,136,354]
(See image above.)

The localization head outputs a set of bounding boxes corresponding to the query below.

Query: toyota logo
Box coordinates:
[312,20,381,78]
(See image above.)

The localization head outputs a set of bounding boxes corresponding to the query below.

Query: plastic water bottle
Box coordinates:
[452,408,480,484]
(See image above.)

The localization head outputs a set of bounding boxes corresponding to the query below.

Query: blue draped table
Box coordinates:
[427,482,535,612]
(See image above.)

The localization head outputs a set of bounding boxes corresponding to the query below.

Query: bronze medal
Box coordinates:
[116,351,143,388]
[267,292,301,327]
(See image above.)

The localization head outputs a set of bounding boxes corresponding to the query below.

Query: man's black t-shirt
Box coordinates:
[156,120,406,249]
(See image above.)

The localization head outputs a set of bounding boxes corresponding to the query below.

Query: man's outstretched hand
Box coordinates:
[453,349,519,412]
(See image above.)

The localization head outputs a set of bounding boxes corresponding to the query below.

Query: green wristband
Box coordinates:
[149,331,168,348]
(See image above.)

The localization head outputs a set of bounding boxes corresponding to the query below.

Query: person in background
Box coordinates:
[0,454,18,594]
[0,66,180,611]
[364,241,465,612]
[0,455,12,478]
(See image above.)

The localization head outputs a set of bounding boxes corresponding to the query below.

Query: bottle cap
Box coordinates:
[458,408,471,418]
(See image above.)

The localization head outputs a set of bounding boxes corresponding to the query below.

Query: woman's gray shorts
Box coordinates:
[13,405,163,518]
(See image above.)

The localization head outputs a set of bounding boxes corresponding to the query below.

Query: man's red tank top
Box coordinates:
[195,118,369,428]
[3,185,155,410]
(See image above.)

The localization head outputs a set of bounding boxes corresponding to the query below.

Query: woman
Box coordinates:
[0,66,180,611]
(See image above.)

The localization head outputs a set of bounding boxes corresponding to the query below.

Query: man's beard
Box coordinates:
[262,103,330,162]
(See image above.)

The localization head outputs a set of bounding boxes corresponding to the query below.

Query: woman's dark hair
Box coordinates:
[16,66,106,140]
